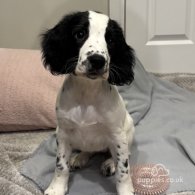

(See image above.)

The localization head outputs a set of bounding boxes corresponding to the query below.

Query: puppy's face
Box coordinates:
[75,11,109,80]
[42,11,135,85]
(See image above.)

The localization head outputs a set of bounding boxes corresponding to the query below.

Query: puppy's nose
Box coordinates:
[88,54,106,70]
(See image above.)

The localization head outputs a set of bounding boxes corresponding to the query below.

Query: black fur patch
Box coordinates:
[56,163,64,170]
[123,159,128,168]
[56,156,60,163]
[106,19,135,86]
[41,11,89,75]
[86,51,93,56]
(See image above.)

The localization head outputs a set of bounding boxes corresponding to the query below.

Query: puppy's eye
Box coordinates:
[74,30,86,41]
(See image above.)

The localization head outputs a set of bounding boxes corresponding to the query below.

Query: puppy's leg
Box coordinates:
[110,131,134,195]
[44,128,72,195]
[69,151,94,171]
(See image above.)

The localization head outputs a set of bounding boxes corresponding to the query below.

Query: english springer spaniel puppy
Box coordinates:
[42,11,135,195]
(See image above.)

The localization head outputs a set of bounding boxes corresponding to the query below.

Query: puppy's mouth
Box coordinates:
[87,73,99,79]
[86,70,108,80]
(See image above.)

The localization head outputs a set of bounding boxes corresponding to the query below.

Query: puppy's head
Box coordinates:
[42,11,135,85]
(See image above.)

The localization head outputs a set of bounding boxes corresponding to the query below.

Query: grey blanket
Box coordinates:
[21,59,195,194]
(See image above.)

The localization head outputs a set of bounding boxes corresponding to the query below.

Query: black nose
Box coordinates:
[88,54,106,70]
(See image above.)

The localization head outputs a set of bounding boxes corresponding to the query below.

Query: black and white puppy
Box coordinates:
[42,11,135,195]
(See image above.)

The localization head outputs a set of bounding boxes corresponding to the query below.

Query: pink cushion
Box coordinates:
[0,48,64,131]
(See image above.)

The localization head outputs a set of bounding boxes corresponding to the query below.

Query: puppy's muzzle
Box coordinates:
[88,54,105,70]
[87,54,107,79]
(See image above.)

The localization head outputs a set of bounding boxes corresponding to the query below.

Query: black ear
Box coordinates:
[41,21,70,75]
[106,20,135,86]
[41,12,89,75]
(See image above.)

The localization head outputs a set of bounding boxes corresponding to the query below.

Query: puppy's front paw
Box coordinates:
[44,185,67,195]
[117,186,134,195]
[117,179,134,195]
[44,178,68,195]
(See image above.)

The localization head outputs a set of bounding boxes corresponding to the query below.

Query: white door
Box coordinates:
[110,0,195,73]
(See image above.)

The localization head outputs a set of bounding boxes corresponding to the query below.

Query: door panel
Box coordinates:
[125,0,195,73]
[147,0,194,45]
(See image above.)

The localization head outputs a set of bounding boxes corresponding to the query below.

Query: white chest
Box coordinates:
[57,106,109,152]
[59,105,102,126]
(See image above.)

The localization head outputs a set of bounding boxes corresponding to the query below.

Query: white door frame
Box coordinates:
[108,0,126,34]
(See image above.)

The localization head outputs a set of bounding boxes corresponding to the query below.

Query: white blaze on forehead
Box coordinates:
[80,11,109,57]
[88,11,109,36]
